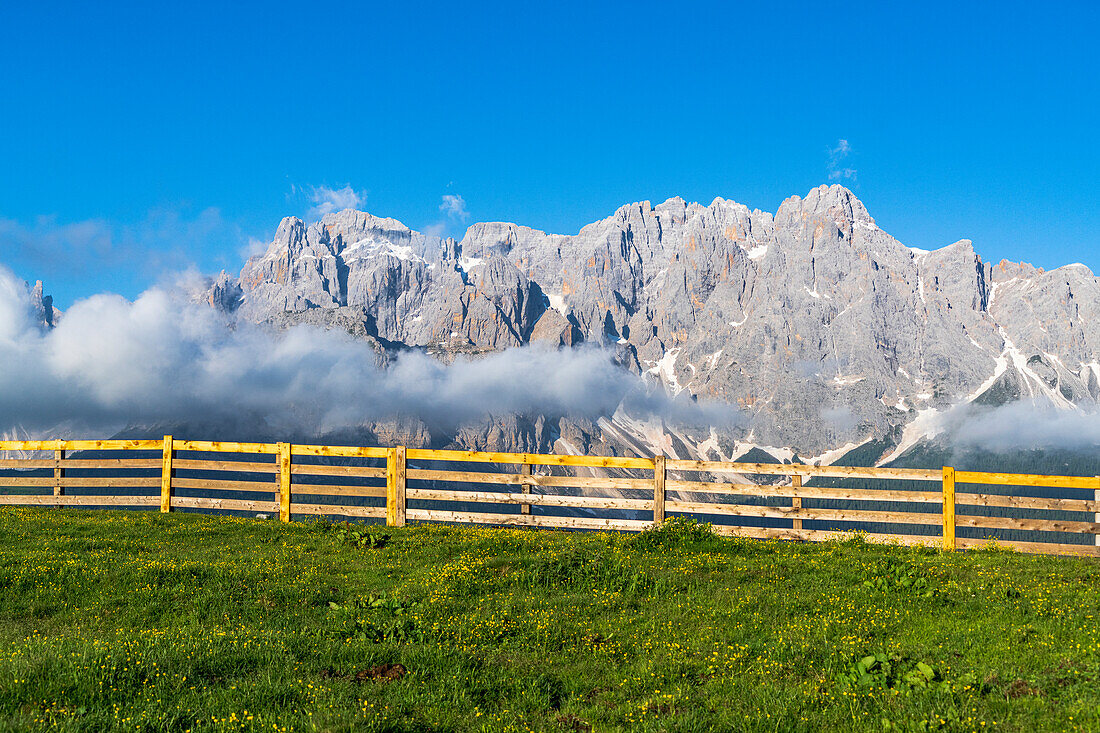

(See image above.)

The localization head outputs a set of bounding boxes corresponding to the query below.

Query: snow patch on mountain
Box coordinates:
[804,437,872,466]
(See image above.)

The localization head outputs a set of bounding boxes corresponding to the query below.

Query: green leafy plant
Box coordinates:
[835,652,980,699]
[328,594,422,643]
[863,559,936,596]
[835,653,937,691]
[629,516,715,550]
[334,525,390,549]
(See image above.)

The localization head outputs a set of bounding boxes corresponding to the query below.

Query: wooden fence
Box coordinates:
[1,437,1098,557]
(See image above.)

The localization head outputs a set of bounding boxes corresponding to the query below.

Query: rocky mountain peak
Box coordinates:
[1055,262,1096,280]
[29,280,58,328]
[319,209,414,239]
[775,184,874,230]
[991,258,1039,282]
[201,185,1100,460]
[271,216,307,250]
[207,271,243,313]
[459,221,550,259]
[652,196,690,218]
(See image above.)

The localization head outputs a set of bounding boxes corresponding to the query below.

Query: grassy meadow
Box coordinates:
[0,508,1099,732]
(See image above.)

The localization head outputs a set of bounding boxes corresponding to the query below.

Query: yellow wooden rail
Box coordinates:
[2,438,1099,556]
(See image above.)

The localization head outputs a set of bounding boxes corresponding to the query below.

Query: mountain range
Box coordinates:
[25,185,1099,467]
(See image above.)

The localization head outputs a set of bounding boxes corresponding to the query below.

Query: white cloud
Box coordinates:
[942,400,1100,452]
[308,185,367,219]
[820,404,859,432]
[239,236,268,261]
[0,207,244,283]
[830,138,851,158]
[0,216,116,269]
[439,194,469,221]
[418,193,471,240]
[827,139,857,182]
[421,222,447,238]
[0,265,742,438]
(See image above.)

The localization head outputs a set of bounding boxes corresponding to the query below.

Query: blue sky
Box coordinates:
[2,0,1097,307]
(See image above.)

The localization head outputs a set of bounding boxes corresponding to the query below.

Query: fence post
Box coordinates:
[653,455,666,526]
[520,463,532,515]
[942,466,956,551]
[386,446,406,527]
[278,442,292,522]
[53,440,64,497]
[791,473,803,533]
[160,435,173,513]
[1094,476,1099,548]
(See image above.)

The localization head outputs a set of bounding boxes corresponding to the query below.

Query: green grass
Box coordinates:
[1,509,1099,732]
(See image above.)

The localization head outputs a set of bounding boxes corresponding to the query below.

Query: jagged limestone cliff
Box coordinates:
[197,185,1100,462]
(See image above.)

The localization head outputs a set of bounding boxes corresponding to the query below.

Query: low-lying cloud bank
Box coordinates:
[938,400,1100,453]
[3,264,1097,454]
[0,267,738,440]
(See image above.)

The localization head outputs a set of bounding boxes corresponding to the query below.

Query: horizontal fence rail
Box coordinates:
[1,438,1098,557]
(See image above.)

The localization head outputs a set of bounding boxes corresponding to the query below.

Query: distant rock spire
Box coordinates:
[29,280,59,328]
